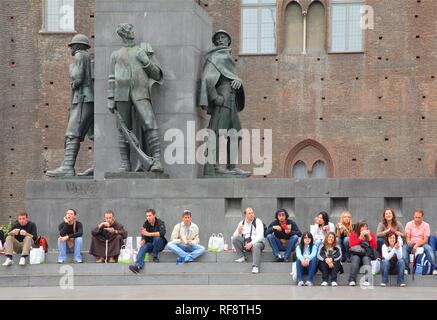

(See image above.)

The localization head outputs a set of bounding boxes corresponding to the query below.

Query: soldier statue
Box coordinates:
[47,34,94,178]
[199,30,251,177]
[107,23,164,173]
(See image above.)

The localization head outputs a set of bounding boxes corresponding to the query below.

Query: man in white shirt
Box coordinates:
[232,207,265,274]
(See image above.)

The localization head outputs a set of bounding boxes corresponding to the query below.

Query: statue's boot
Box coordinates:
[147,130,164,173]
[227,164,251,177]
[119,139,131,172]
[77,165,94,177]
[214,164,230,175]
[46,137,80,177]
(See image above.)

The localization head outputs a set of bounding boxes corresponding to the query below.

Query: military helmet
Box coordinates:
[68,34,91,48]
[212,29,232,46]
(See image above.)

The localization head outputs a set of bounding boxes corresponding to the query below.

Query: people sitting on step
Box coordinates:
[232,207,265,274]
[166,210,205,265]
[335,211,353,263]
[296,232,318,287]
[317,232,343,287]
[266,209,302,263]
[381,231,406,287]
[348,220,377,287]
[403,209,437,275]
[376,208,405,256]
[2,212,38,267]
[57,208,83,264]
[89,210,127,263]
[129,209,167,274]
[310,211,335,248]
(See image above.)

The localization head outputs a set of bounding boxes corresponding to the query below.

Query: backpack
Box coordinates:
[35,236,49,253]
[414,253,432,276]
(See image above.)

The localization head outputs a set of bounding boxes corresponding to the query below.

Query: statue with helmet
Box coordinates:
[199,30,251,178]
[46,34,94,178]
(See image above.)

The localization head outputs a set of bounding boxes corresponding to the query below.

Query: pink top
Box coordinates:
[405,221,430,244]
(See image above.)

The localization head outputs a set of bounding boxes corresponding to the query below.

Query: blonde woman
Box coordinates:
[336,211,353,262]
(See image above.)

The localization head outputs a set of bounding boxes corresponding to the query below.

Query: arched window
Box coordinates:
[307,1,326,53]
[311,160,327,178]
[284,2,303,53]
[292,161,308,178]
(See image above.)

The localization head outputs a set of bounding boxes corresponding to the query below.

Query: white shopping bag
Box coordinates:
[371,258,381,275]
[125,237,133,250]
[291,262,297,281]
[118,246,133,264]
[208,233,225,252]
[29,247,45,265]
[0,240,3,250]
[136,236,143,251]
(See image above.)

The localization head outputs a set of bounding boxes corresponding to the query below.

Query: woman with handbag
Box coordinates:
[296,232,318,287]
[317,232,343,287]
[381,231,406,287]
[348,221,377,286]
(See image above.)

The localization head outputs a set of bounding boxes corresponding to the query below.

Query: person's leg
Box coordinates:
[428,235,437,253]
[73,237,83,262]
[381,259,390,284]
[377,237,385,254]
[252,243,264,268]
[337,237,346,262]
[58,239,67,262]
[397,259,406,284]
[266,234,281,258]
[21,236,34,257]
[232,235,245,259]
[296,260,304,282]
[343,237,350,261]
[167,242,188,259]
[319,260,329,282]
[422,244,436,271]
[331,260,341,282]
[307,258,318,283]
[403,244,412,272]
[284,235,299,260]
[314,239,322,248]
[189,244,205,260]
[151,237,164,258]
[135,243,150,269]
[362,256,371,282]
[4,235,16,258]
[349,255,361,282]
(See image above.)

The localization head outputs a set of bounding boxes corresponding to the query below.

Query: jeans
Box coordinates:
[377,237,385,254]
[135,237,165,269]
[167,242,205,261]
[429,235,437,252]
[296,257,318,283]
[58,237,83,262]
[266,234,298,260]
[381,258,405,285]
[337,236,350,261]
[349,255,371,282]
[403,242,436,272]
[318,260,342,282]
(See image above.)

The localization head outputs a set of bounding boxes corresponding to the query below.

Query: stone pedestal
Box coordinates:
[94,0,212,179]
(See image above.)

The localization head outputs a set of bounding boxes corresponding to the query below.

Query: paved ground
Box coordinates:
[0,285,436,300]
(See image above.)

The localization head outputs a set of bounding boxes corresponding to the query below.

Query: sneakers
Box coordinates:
[297,281,305,287]
[404,270,409,275]
[153,257,160,263]
[274,255,284,262]
[400,283,406,287]
[184,256,194,263]
[349,281,356,286]
[305,281,313,287]
[362,281,370,286]
[331,281,338,287]
[176,257,184,265]
[129,265,140,274]
[252,266,259,274]
[381,283,387,287]
[321,281,328,287]
[57,260,64,264]
[2,258,13,267]
[235,256,246,263]
[19,257,26,266]
[432,270,437,276]
[74,260,83,264]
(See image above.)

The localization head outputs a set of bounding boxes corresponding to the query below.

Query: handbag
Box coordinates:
[66,222,76,249]
[350,245,366,257]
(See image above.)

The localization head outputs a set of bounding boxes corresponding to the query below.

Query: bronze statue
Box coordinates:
[199,30,251,177]
[47,34,94,178]
[108,23,164,173]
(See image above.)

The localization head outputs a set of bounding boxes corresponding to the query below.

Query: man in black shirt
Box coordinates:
[58,209,84,263]
[2,212,37,266]
[129,209,167,273]
[266,209,302,262]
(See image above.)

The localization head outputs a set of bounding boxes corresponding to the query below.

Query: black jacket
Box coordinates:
[266,219,302,240]
[317,245,342,262]
[143,218,167,245]
[8,221,38,242]
[58,221,83,239]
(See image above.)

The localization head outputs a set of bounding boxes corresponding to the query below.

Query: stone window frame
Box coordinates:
[40,0,77,34]
[327,0,365,54]
[240,0,278,56]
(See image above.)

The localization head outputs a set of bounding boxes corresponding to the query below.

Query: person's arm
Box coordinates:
[115,223,128,239]
[58,222,68,236]
[329,223,336,233]
[369,232,377,249]
[349,233,361,247]
[251,219,264,244]
[71,53,85,89]
[69,222,83,239]
[376,223,387,238]
[137,45,163,82]
[190,224,200,245]
[7,222,20,236]
[382,244,395,260]
[233,221,243,238]
[396,223,406,238]
[308,244,318,260]
[416,235,429,248]
[316,245,324,261]
[170,224,181,243]
[290,220,302,237]
[265,221,275,236]
[333,246,342,262]
[296,246,304,262]
[395,246,403,260]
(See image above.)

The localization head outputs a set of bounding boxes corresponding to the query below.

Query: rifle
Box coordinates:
[113,109,155,171]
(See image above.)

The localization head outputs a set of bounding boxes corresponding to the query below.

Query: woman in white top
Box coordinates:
[310,211,335,247]
[232,207,265,274]
[381,231,406,287]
